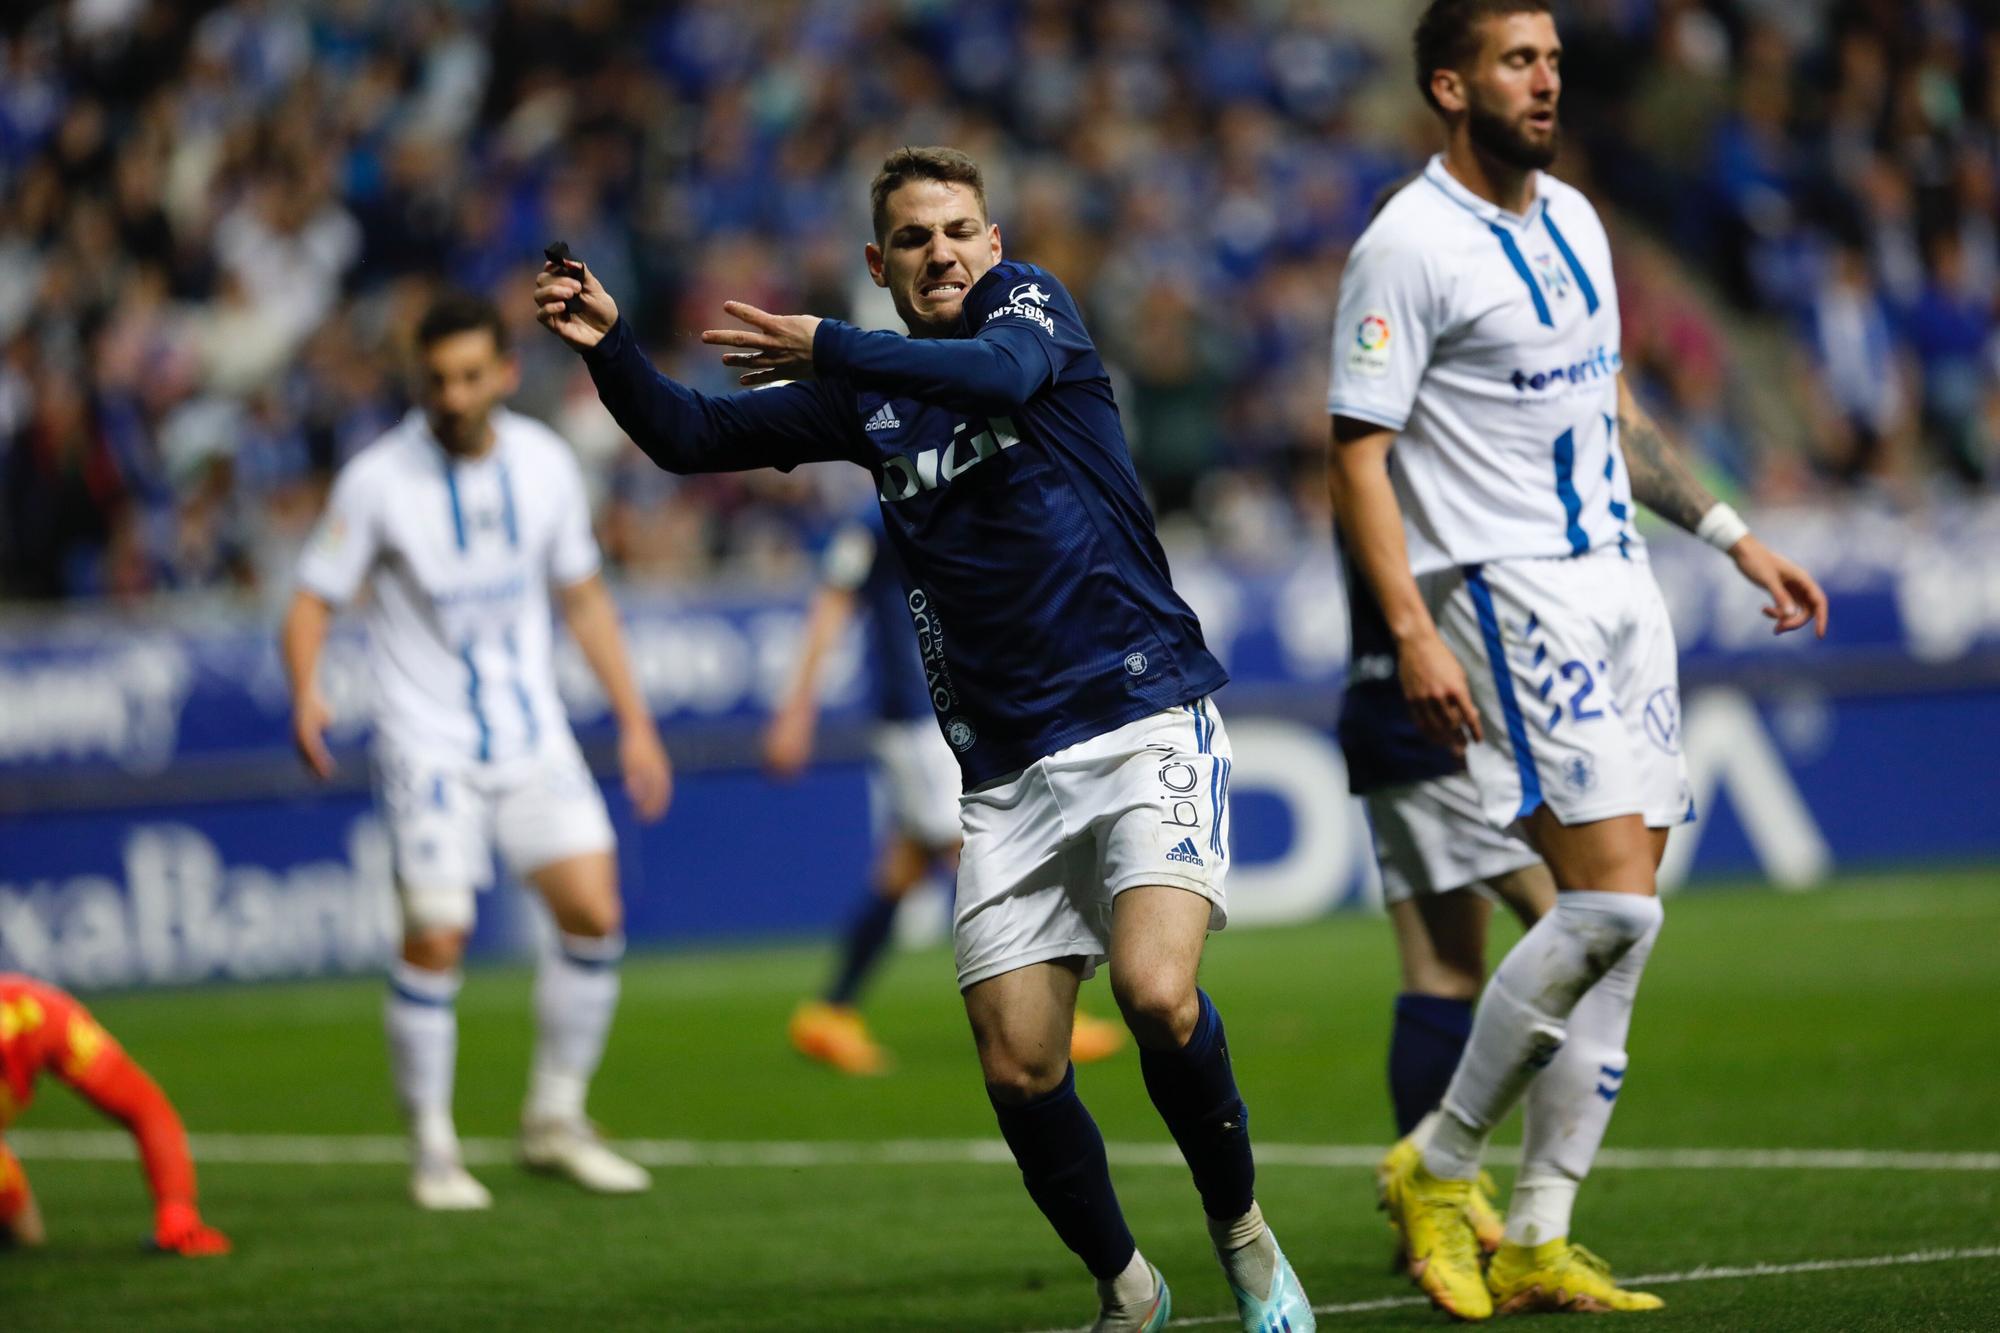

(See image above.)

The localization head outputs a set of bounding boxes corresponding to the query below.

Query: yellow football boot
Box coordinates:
[1378,1136,1493,1321]
[1069,1010,1126,1064]
[1488,1238,1665,1314]
[1467,1170,1506,1255]
[787,1001,890,1076]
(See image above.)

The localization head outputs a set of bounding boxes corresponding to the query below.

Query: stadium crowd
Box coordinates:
[0,0,1994,605]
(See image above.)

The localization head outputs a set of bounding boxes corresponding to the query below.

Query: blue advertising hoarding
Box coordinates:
[3,507,1997,990]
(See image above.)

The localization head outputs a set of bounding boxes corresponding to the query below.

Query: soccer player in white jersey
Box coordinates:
[281,293,671,1211]
[1327,1,1827,1318]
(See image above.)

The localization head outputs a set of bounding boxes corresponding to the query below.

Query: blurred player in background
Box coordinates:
[1338,549,1553,1257]
[281,293,671,1211]
[0,974,229,1256]
[765,502,1125,1075]
[1328,0,1827,1318]
[538,147,1315,1333]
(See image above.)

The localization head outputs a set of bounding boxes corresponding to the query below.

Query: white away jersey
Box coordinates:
[1329,156,1638,575]
[296,407,602,764]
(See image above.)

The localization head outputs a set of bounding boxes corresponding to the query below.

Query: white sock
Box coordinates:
[1424,892,1663,1182]
[385,960,461,1166]
[1208,1199,1274,1299]
[525,932,624,1126]
[1507,913,1663,1245]
[1503,1175,1580,1248]
[1097,1247,1157,1312]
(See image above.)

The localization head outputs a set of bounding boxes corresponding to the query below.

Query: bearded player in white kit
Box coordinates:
[1328,0,1828,1318]
[282,293,670,1210]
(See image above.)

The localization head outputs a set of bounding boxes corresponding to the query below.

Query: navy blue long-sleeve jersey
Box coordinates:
[583,259,1226,786]
[1336,538,1463,795]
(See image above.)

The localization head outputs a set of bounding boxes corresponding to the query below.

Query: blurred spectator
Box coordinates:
[1798,236,1912,485]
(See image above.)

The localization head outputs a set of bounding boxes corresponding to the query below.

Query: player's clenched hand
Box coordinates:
[1399,630,1484,753]
[152,1201,229,1257]
[1728,535,1829,638]
[762,700,815,781]
[702,303,821,386]
[535,260,618,349]
[620,724,673,823]
[293,688,336,780]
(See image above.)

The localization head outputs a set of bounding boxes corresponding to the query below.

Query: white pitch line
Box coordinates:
[9,1131,1999,1174]
[1024,1247,2000,1331]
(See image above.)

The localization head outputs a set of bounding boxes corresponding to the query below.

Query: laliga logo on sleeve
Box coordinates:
[1009,282,1053,306]
[1348,311,1392,378]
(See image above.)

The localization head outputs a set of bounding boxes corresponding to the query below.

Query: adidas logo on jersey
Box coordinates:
[864,403,902,433]
[1165,837,1204,867]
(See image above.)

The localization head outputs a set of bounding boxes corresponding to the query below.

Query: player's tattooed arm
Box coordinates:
[1614,374,1716,533]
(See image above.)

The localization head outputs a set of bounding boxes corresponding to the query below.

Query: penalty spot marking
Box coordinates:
[9,1131,1999,1174]
[1023,1247,2000,1331]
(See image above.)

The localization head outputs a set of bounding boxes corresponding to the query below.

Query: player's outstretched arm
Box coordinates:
[1614,376,1828,637]
[281,590,337,779]
[1329,416,1483,752]
[558,574,672,823]
[707,304,1055,413]
[536,265,858,476]
[49,1001,229,1256]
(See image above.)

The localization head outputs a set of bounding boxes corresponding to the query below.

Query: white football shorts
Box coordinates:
[372,729,615,933]
[952,698,1231,991]
[1424,547,1694,831]
[1366,771,1541,904]
[871,718,963,850]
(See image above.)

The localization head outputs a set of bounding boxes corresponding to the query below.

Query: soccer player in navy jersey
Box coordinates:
[536,147,1314,1333]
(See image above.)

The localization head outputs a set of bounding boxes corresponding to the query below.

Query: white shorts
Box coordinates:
[952,699,1231,991]
[372,730,615,933]
[1425,548,1694,831]
[1366,771,1541,904]
[871,718,963,850]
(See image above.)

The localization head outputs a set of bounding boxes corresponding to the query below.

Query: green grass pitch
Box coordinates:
[3,869,1996,1330]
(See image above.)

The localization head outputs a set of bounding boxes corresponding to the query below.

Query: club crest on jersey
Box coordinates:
[1563,754,1597,792]
[945,717,977,751]
[1347,310,1392,378]
[878,417,1020,503]
[1124,652,1148,675]
[1533,251,1572,301]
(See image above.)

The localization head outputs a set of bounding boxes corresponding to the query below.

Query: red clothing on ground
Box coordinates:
[0,974,216,1248]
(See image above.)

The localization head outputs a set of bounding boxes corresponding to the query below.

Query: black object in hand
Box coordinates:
[544,241,583,314]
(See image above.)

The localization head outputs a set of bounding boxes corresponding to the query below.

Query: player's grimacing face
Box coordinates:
[416,329,516,452]
[867,180,1002,336]
[1460,12,1562,171]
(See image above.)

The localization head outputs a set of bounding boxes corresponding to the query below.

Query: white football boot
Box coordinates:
[410,1156,493,1211]
[520,1118,653,1194]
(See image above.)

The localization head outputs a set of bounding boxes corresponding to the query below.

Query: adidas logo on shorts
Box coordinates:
[1165,837,1204,867]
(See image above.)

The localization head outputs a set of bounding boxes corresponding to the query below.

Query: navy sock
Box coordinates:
[825,892,899,1007]
[1388,992,1474,1136]
[991,1065,1137,1280]
[1139,989,1256,1221]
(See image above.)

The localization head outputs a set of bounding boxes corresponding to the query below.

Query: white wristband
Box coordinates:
[1695,502,1750,552]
